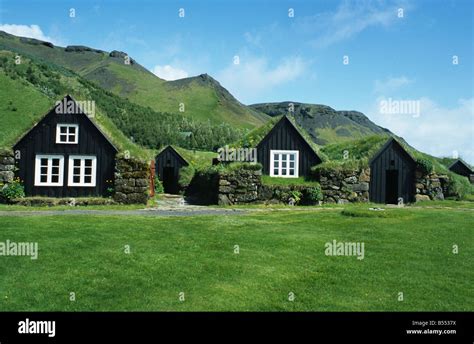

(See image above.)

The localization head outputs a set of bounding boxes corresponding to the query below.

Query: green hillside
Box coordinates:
[0,50,247,155]
[250,102,392,145]
[0,31,268,129]
[0,52,154,159]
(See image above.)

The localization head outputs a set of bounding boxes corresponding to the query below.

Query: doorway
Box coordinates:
[385,170,399,204]
[163,167,177,194]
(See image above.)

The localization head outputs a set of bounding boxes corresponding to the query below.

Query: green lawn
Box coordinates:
[0,205,472,311]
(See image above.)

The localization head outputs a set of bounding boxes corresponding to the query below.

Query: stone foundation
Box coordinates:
[316,168,371,203]
[415,171,446,201]
[218,169,261,205]
[113,156,150,204]
[0,150,15,184]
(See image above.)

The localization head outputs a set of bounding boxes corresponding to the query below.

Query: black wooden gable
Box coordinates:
[256,115,322,177]
[369,137,416,166]
[155,146,189,168]
[13,95,118,198]
[369,137,416,204]
[14,94,117,153]
[155,146,189,194]
[448,159,473,177]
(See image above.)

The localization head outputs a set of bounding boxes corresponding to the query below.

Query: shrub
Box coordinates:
[154,177,164,194]
[0,178,25,202]
[445,172,471,200]
[416,158,433,175]
[301,185,323,205]
[274,189,301,205]
[288,190,302,205]
[178,166,195,189]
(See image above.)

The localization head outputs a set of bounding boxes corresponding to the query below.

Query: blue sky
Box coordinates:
[1,0,473,163]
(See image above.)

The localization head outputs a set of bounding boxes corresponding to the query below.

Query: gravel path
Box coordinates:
[0,207,249,217]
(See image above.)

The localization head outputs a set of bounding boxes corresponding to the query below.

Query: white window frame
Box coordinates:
[68,155,97,187]
[56,124,79,144]
[270,150,299,178]
[34,155,65,186]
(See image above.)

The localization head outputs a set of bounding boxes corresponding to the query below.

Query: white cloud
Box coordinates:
[217,56,307,103]
[374,76,414,94]
[152,65,188,80]
[0,24,60,45]
[368,97,474,164]
[295,0,410,48]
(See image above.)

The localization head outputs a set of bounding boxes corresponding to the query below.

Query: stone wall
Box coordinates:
[218,169,261,205]
[0,150,15,184]
[317,168,371,204]
[216,168,323,206]
[414,171,446,201]
[114,156,150,204]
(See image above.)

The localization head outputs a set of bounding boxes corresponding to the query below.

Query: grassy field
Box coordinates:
[0,204,472,311]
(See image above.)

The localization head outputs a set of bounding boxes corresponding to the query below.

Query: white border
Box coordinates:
[68,155,97,187]
[34,155,64,186]
[269,150,299,178]
[56,124,79,144]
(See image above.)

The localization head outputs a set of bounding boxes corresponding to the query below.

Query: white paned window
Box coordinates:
[34,155,64,186]
[68,156,97,187]
[56,124,79,144]
[270,150,299,178]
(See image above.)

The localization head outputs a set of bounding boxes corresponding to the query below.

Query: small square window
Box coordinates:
[56,124,78,144]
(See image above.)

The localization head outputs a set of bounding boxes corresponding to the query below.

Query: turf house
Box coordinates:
[155,145,190,194]
[13,95,118,197]
[448,159,474,183]
[256,115,322,178]
[369,138,416,204]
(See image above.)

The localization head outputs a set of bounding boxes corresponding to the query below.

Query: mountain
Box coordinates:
[0,31,268,129]
[249,102,392,145]
[0,50,246,155]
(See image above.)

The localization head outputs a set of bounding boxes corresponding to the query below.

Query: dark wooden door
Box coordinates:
[163,166,177,194]
[385,170,398,204]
